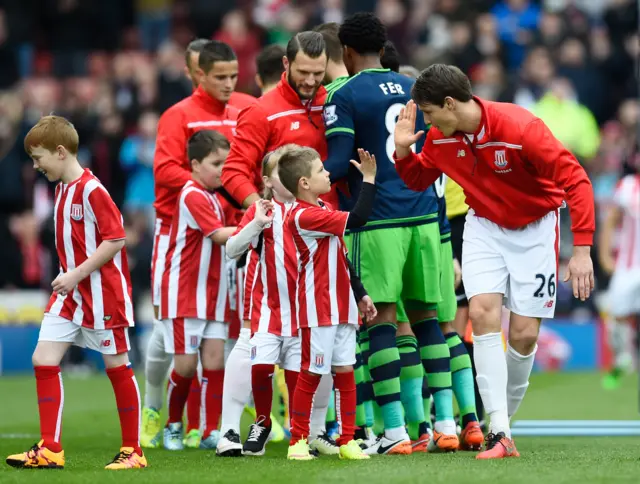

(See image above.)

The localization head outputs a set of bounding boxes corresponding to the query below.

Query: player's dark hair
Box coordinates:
[277,146,321,197]
[312,22,344,64]
[339,12,387,55]
[380,40,400,72]
[187,130,230,163]
[256,44,286,87]
[412,64,473,106]
[185,38,209,68]
[286,31,326,62]
[198,40,237,73]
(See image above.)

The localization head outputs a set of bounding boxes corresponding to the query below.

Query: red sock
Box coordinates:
[166,369,191,425]
[186,375,201,432]
[334,371,357,446]
[284,370,299,424]
[106,365,142,455]
[34,366,64,453]
[202,369,224,436]
[251,364,275,427]
[289,371,321,445]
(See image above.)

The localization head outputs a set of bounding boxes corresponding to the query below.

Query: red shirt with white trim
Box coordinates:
[46,169,134,329]
[153,86,239,231]
[394,96,595,246]
[221,72,340,207]
[228,200,298,336]
[613,174,640,270]
[159,180,229,322]
[288,200,359,328]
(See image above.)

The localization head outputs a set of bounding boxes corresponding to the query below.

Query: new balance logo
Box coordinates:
[544,300,554,308]
[457,149,465,157]
[290,121,300,130]
[101,339,112,347]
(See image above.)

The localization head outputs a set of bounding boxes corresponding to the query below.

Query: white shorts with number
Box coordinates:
[300,324,357,375]
[606,269,640,318]
[39,313,131,355]
[462,209,560,319]
[249,332,301,371]
[151,220,171,307]
[161,317,228,355]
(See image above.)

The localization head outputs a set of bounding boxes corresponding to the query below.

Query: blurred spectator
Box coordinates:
[136,0,172,52]
[491,0,540,69]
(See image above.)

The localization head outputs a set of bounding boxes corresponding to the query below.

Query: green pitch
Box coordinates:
[1,372,639,484]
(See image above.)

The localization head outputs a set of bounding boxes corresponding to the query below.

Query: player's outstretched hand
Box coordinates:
[358,295,377,322]
[255,199,274,228]
[394,100,425,153]
[563,246,594,301]
[350,148,377,183]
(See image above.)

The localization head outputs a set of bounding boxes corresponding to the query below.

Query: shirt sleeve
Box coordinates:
[183,191,224,236]
[231,203,257,236]
[294,206,349,238]
[522,118,595,246]
[153,107,192,190]
[220,103,270,205]
[86,186,126,241]
[393,131,443,191]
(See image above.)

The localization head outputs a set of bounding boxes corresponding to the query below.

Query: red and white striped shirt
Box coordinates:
[288,200,359,328]
[229,200,298,336]
[46,169,134,329]
[613,174,640,271]
[160,180,229,321]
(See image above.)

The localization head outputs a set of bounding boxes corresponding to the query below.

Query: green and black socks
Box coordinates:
[445,331,478,427]
[397,335,429,440]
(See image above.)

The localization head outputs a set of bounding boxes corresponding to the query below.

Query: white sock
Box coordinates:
[506,343,536,419]
[434,419,457,435]
[309,373,333,439]
[609,319,633,370]
[144,321,172,410]
[220,328,252,435]
[473,332,510,438]
[384,426,408,441]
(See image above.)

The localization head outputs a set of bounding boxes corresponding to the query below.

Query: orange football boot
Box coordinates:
[476,432,520,459]
[459,421,484,451]
[6,440,65,469]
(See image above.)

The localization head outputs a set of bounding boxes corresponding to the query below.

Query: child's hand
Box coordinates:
[52,270,82,296]
[358,295,377,321]
[350,148,377,183]
[255,199,274,228]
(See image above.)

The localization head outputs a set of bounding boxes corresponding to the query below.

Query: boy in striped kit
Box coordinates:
[159,131,236,450]
[6,116,146,470]
[280,146,377,461]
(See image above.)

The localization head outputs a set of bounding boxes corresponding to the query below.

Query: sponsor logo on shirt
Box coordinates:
[290,121,300,131]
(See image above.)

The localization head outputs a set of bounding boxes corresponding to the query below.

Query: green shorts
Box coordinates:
[436,238,457,323]
[345,220,442,310]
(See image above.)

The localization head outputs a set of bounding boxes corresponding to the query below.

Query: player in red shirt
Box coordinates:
[159,131,236,451]
[393,64,596,458]
[278,146,377,461]
[6,116,146,470]
[142,40,240,449]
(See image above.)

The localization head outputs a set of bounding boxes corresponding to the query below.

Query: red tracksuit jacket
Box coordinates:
[394,96,595,246]
[221,72,339,207]
[153,86,239,230]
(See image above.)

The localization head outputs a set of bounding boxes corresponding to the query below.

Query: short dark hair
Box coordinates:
[185,38,209,68]
[312,22,343,64]
[277,146,321,196]
[286,31,326,62]
[256,44,285,86]
[198,40,237,73]
[412,64,473,106]
[380,40,400,72]
[339,12,387,55]
[187,130,230,163]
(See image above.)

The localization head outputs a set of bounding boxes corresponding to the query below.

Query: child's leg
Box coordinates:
[250,333,282,427]
[186,372,202,433]
[219,325,252,436]
[200,323,226,439]
[331,325,358,446]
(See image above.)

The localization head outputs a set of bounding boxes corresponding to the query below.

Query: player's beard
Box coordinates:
[288,67,318,101]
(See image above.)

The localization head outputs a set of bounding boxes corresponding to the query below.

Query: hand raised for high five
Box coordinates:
[395,100,425,158]
[350,148,377,184]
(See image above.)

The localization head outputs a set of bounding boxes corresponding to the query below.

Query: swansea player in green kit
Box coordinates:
[322,12,458,454]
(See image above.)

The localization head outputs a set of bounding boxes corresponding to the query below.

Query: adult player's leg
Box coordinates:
[199,321,227,449]
[6,315,72,469]
[346,228,412,455]
[438,238,482,450]
[141,231,172,448]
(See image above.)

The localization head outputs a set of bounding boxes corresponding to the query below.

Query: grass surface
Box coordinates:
[0,371,638,483]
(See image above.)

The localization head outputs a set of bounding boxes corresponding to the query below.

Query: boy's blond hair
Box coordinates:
[24,115,79,156]
[277,146,321,197]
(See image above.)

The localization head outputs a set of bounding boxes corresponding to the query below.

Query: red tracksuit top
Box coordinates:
[394,96,595,246]
[221,72,339,207]
[153,86,239,230]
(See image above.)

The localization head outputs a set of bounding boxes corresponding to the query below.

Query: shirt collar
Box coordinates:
[192,85,227,115]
